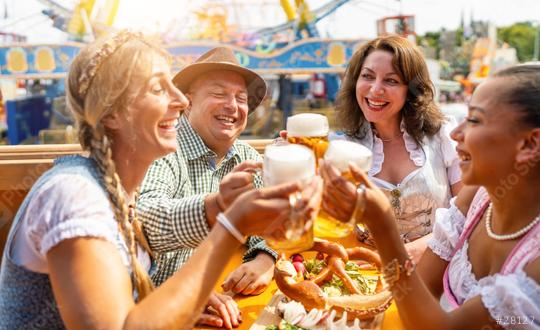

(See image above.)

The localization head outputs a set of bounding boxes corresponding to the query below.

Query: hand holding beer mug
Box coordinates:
[317,140,373,238]
[262,144,320,254]
[286,113,329,164]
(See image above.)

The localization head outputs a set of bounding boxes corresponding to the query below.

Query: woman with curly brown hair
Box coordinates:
[321,63,540,329]
[0,31,321,329]
[325,35,462,261]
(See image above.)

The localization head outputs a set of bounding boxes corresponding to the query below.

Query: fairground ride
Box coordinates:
[1,0,407,142]
[37,0,119,41]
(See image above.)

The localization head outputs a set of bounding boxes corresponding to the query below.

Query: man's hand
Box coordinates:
[205,161,262,227]
[196,291,241,329]
[218,161,262,209]
[221,253,274,295]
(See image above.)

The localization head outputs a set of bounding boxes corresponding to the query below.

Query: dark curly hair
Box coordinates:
[335,35,445,145]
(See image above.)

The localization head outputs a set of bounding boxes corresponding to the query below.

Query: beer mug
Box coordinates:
[315,140,373,238]
[262,144,316,254]
[286,113,329,164]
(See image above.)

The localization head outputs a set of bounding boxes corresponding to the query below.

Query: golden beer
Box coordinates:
[287,136,329,164]
[262,144,316,254]
[287,113,329,164]
[315,140,373,238]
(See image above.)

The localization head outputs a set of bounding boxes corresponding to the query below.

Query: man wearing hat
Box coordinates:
[138,47,274,327]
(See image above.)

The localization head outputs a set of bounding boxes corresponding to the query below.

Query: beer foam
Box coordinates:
[263,144,315,186]
[287,113,329,137]
[324,140,372,172]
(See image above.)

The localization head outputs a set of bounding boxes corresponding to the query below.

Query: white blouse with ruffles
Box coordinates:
[9,173,151,275]
[367,119,461,183]
[332,118,461,241]
[428,196,540,329]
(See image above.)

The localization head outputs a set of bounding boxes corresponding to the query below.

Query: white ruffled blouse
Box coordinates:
[9,173,151,275]
[428,192,540,329]
[332,118,461,241]
[368,119,461,184]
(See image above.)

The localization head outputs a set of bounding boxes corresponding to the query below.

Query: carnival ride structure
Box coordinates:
[1,0,407,142]
[38,0,120,40]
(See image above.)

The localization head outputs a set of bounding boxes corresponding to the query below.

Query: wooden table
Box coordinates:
[195,235,405,330]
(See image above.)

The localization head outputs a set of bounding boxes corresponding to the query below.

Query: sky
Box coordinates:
[1,0,539,43]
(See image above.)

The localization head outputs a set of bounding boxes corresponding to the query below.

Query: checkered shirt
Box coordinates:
[138,115,277,286]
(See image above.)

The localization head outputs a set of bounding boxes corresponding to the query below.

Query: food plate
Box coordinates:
[249,291,384,330]
[252,240,392,329]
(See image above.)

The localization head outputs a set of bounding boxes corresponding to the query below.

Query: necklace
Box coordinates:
[372,126,402,143]
[377,133,402,143]
[484,203,540,241]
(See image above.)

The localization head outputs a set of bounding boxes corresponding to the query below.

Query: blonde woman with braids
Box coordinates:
[0,31,321,329]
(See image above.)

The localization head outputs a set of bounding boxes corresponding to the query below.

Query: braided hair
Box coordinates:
[66,31,168,300]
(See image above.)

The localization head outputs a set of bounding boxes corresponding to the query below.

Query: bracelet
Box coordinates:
[382,256,416,289]
[216,212,247,244]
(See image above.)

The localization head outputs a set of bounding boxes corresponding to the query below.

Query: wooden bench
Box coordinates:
[0,140,272,260]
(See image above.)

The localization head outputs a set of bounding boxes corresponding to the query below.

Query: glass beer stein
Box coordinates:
[286,113,329,164]
[262,144,316,254]
[315,140,373,238]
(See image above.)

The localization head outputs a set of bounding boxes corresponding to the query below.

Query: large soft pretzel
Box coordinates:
[274,239,393,321]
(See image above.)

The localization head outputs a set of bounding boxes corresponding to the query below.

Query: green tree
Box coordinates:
[455,27,464,47]
[498,21,537,61]
[417,31,441,58]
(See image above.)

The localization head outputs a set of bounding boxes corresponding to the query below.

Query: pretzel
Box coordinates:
[274,239,393,321]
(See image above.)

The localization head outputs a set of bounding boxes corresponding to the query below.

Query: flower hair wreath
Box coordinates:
[78,30,144,97]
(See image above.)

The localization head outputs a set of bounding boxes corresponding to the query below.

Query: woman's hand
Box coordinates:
[225,176,322,238]
[320,160,394,229]
[196,291,241,329]
[347,162,394,228]
[319,159,357,222]
[405,234,431,264]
